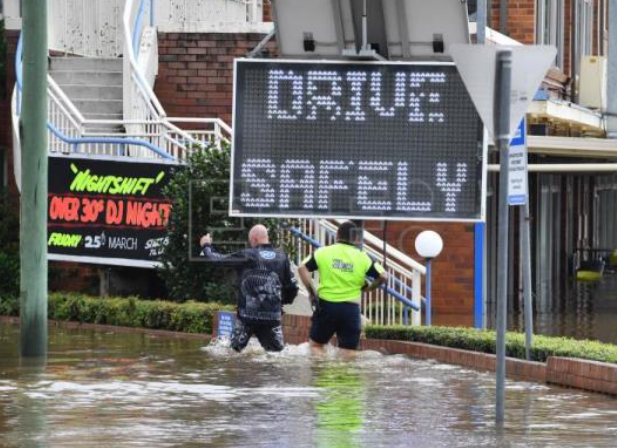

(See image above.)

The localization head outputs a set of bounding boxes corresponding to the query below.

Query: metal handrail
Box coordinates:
[332,218,427,274]
[47,123,173,159]
[319,220,418,279]
[313,220,427,306]
[124,0,166,117]
[286,225,421,312]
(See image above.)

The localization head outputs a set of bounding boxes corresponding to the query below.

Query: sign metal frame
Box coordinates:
[230,58,488,223]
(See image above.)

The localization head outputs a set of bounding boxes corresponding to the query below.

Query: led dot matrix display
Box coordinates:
[231,59,485,221]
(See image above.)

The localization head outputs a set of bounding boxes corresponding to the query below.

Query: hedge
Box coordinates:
[0,293,233,334]
[366,325,617,364]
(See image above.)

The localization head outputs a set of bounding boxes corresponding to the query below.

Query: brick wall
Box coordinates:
[368,221,476,326]
[490,0,536,45]
[155,32,277,125]
[263,0,273,22]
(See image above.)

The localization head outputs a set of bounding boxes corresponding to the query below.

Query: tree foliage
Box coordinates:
[158,144,281,303]
[0,189,19,299]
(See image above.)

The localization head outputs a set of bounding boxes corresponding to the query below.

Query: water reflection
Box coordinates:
[488,275,617,344]
[0,324,616,447]
[314,364,365,448]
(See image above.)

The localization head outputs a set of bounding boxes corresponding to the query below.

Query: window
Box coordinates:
[536,0,565,69]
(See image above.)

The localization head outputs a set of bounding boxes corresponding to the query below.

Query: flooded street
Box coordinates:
[488,275,617,345]
[1,324,616,447]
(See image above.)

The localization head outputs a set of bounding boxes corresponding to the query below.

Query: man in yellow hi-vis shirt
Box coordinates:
[298,221,387,353]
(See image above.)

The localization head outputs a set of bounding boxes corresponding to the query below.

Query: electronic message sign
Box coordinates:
[48,154,178,267]
[230,59,486,221]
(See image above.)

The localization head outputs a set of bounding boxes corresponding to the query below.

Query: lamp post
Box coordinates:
[415,231,443,326]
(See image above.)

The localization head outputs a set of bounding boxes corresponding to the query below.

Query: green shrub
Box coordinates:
[0,294,19,316]
[366,325,617,364]
[1,293,233,334]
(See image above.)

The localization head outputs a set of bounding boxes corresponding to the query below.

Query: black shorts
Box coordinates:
[310,299,361,350]
[231,319,284,352]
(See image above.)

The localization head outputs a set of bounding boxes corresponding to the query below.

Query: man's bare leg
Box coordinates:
[309,339,326,355]
[338,348,357,359]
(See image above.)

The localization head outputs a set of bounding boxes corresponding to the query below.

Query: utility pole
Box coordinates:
[19,0,48,357]
[494,49,512,425]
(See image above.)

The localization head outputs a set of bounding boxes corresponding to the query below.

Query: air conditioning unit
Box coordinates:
[579,56,607,110]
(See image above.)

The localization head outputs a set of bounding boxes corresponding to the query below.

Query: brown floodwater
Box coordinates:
[0,323,616,447]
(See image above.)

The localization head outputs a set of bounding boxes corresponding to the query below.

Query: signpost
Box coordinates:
[47,155,177,267]
[230,59,486,222]
[507,118,534,360]
[451,44,556,424]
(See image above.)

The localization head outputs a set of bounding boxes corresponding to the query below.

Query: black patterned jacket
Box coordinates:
[201,244,298,325]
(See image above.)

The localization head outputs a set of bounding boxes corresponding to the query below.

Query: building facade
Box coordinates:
[1,0,616,328]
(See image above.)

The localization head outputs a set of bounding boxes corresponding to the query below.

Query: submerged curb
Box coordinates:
[0,315,211,341]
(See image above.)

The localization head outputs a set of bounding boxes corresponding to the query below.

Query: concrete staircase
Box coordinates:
[49,57,124,134]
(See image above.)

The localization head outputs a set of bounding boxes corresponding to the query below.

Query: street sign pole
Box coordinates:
[522,198,534,360]
[494,49,512,425]
[451,42,556,425]
[509,118,534,360]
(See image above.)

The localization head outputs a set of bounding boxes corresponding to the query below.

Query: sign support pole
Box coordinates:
[20,0,49,357]
[494,49,512,425]
[522,200,534,359]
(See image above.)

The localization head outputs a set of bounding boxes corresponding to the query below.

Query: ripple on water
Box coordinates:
[2,325,617,448]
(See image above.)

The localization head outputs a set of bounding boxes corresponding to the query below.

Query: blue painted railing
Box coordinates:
[132,0,154,56]
[286,225,421,313]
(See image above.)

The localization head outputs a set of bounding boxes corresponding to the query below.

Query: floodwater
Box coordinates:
[489,275,617,345]
[1,324,616,447]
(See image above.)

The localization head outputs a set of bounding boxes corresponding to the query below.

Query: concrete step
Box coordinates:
[82,112,124,122]
[50,57,123,72]
[61,84,123,101]
[73,99,123,115]
[84,126,126,135]
[51,70,123,87]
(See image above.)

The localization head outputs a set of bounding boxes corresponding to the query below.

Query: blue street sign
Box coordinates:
[217,311,236,339]
[508,119,528,206]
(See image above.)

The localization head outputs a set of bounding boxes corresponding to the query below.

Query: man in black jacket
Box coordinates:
[200,225,298,352]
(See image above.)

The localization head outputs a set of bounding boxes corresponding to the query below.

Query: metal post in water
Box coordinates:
[425,259,432,326]
[494,49,512,424]
[19,0,49,357]
[521,201,534,360]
